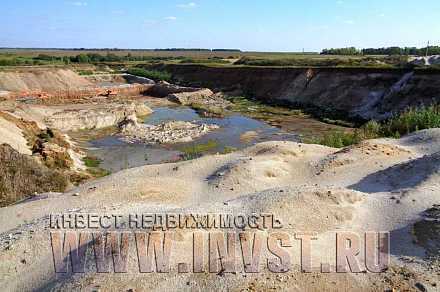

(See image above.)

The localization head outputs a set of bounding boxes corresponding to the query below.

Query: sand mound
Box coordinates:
[207,142,325,193]
[349,152,440,193]
[394,128,440,155]
[226,187,363,233]
[0,68,92,93]
[316,141,413,174]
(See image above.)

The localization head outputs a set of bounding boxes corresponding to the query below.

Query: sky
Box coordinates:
[1,0,440,52]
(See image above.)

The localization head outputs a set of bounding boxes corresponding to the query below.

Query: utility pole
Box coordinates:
[425,40,430,57]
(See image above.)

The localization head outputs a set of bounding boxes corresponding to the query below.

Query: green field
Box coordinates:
[0,48,432,69]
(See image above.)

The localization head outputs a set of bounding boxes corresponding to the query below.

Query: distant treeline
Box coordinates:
[0,47,241,52]
[321,46,440,56]
[0,51,243,66]
[152,48,241,52]
[0,53,183,66]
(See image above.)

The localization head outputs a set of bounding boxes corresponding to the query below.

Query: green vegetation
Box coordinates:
[1,46,439,69]
[0,54,65,66]
[86,167,111,178]
[127,67,172,81]
[321,47,361,55]
[227,96,303,118]
[179,139,219,160]
[81,156,111,178]
[308,105,440,148]
[234,55,407,68]
[322,46,440,56]
[82,156,101,168]
[381,104,440,136]
[221,146,238,154]
[307,131,361,148]
[179,57,230,65]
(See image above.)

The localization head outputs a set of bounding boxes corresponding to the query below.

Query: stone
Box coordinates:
[119,120,219,145]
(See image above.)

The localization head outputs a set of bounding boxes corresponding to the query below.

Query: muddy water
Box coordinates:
[75,97,351,173]
[84,104,299,172]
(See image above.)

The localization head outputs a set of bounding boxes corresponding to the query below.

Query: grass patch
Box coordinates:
[179,57,230,65]
[381,104,440,136]
[179,140,219,160]
[82,156,101,168]
[87,167,111,178]
[233,56,405,68]
[307,105,440,148]
[221,146,238,154]
[227,96,304,118]
[127,67,172,82]
[81,156,111,178]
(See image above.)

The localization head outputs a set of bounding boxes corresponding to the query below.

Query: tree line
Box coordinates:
[321,46,440,56]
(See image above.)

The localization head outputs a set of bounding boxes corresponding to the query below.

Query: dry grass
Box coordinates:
[0,144,68,207]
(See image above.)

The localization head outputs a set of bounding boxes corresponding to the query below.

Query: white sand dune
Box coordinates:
[0,130,439,291]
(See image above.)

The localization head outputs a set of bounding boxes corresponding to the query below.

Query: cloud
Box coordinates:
[379,13,385,17]
[336,0,343,4]
[343,20,355,25]
[164,16,177,21]
[177,2,197,8]
[68,1,87,6]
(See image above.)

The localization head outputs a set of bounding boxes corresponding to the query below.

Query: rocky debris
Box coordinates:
[117,113,139,130]
[167,88,214,104]
[34,141,74,169]
[119,120,219,144]
[168,90,232,115]
[44,102,152,132]
[134,103,154,116]
[84,73,155,85]
[147,81,203,97]
[409,55,440,67]
[121,74,155,85]
[146,80,232,115]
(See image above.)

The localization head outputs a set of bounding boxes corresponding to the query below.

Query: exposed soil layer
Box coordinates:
[0,68,154,99]
[155,64,440,121]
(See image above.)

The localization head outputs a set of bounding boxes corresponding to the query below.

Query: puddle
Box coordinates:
[83,104,299,172]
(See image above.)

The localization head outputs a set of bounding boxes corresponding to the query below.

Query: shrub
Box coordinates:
[0,144,68,207]
[309,131,361,148]
[381,105,440,136]
[308,105,440,148]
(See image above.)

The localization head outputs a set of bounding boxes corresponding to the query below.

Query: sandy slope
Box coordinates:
[0,69,92,93]
[0,130,439,291]
[0,116,31,155]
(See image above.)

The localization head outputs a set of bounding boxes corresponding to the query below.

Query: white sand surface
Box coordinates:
[0,130,439,291]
